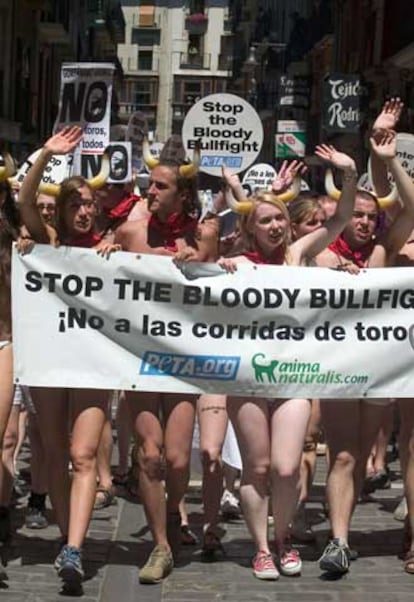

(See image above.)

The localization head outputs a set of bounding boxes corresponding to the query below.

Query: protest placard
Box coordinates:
[182,93,263,176]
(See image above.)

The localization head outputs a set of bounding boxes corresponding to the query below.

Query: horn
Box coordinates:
[377,183,398,210]
[0,151,16,182]
[38,182,61,196]
[324,168,341,201]
[143,138,160,170]
[224,187,254,215]
[274,175,302,204]
[179,142,200,179]
[87,153,110,190]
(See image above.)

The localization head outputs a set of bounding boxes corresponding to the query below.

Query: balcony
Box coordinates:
[185,14,208,35]
[180,52,211,70]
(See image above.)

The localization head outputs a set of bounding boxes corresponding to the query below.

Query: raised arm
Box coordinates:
[370,98,403,197]
[371,130,414,260]
[18,126,83,243]
[291,145,357,261]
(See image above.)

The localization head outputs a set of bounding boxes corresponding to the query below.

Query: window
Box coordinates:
[138,50,153,70]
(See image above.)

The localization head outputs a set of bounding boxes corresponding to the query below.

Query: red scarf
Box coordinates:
[69,231,103,248]
[328,234,375,268]
[243,248,285,265]
[149,212,198,252]
[106,193,139,221]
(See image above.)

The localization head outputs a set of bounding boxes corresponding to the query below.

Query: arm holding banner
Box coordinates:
[371,130,414,261]
[290,145,357,262]
[17,126,83,244]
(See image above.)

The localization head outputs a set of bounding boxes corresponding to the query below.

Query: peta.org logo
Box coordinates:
[141,352,240,381]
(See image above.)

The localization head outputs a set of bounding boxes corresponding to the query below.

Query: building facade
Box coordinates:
[118,0,233,141]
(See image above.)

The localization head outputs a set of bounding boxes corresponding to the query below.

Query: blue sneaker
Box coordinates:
[54,545,84,588]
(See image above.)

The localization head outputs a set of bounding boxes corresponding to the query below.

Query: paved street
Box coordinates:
[2,448,413,601]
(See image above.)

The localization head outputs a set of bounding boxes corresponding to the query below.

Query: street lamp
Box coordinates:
[242,46,258,107]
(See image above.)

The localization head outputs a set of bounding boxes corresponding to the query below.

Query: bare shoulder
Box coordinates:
[115,219,146,244]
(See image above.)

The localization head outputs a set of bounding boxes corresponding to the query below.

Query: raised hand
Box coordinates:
[272,160,306,194]
[373,98,403,133]
[221,166,245,200]
[315,144,356,173]
[370,129,397,161]
[44,125,83,156]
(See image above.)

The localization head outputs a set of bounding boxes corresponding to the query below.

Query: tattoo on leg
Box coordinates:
[201,406,226,414]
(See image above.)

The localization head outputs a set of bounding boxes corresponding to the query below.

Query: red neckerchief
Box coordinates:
[68,231,103,248]
[148,212,198,252]
[328,234,375,268]
[243,248,285,265]
[106,193,140,221]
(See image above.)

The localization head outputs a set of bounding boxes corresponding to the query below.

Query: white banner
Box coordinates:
[54,62,114,154]
[11,246,414,398]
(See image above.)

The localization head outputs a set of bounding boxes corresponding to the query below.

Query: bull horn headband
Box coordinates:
[38,153,110,196]
[0,151,16,182]
[325,168,398,210]
[142,138,200,178]
[225,175,302,215]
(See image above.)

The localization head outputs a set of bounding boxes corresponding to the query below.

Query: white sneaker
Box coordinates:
[394,496,408,522]
[220,489,241,519]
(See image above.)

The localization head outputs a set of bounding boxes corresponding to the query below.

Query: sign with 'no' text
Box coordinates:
[182,93,263,177]
[54,62,115,155]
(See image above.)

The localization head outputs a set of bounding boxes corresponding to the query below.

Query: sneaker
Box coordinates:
[291,505,315,543]
[276,543,302,576]
[220,489,241,520]
[25,507,48,529]
[139,545,173,584]
[319,538,350,574]
[252,551,279,580]
[54,545,84,588]
[394,497,408,522]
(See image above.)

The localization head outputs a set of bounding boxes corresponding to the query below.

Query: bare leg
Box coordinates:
[0,345,14,512]
[30,387,70,537]
[321,400,360,541]
[114,391,131,479]
[13,408,27,474]
[96,395,114,493]
[128,391,168,548]
[228,396,270,553]
[197,394,227,530]
[0,406,19,506]
[270,398,311,545]
[163,394,196,515]
[27,412,48,494]
[397,399,414,558]
[298,399,320,504]
[67,389,107,548]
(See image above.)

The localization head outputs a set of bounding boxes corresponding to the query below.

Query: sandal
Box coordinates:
[181,525,199,546]
[403,516,412,556]
[404,550,414,574]
[94,486,117,510]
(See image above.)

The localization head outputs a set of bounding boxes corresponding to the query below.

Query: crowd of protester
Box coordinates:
[1,98,414,593]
